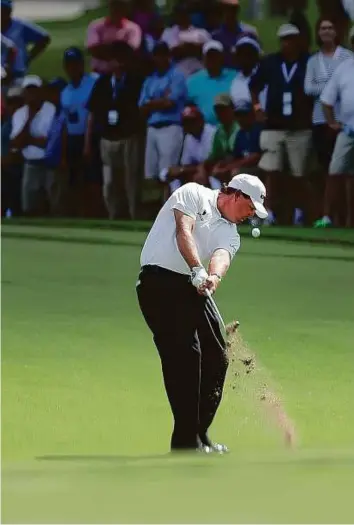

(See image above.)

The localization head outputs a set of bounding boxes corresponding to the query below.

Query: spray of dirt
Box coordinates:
[225,321,297,448]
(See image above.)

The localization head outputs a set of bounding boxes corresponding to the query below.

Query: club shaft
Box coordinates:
[205,289,226,332]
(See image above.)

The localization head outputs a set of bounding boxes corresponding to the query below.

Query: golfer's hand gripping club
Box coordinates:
[191,266,208,288]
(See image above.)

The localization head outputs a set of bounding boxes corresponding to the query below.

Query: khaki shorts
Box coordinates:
[329,131,354,175]
[259,130,312,177]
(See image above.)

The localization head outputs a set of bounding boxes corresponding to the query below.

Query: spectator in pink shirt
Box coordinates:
[86,0,142,74]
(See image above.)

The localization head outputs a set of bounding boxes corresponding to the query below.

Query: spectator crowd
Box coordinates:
[1,0,354,227]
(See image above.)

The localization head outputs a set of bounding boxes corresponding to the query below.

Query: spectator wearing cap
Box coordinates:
[85,41,144,220]
[86,0,142,75]
[304,18,353,191]
[139,42,187,185]
[1,85,24,216]
[60,47,99,217]
[288,0,312,53]
[187,41,237,126]
[164,105,216,194]
[316,54,354,227]
[161,4,211,77]
[250,23,312,226]
[9,75,57,215]
[206,93,239,188]
[211,0,258,68]
[215,100,263,179]
[230,36,266,110]
[1,0,50,84]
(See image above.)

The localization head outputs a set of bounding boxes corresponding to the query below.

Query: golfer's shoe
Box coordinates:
[197,444,214,454]
[209,442,229,454]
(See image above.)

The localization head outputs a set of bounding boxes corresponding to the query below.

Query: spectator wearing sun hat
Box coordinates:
[211,0,258,67]
[163,105,216,194]
[187,40,237,126]
[1,0,50,84]
[249,23,312,225]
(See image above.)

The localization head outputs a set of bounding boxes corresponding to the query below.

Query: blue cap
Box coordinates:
[234,100,253,113]
[48,77,68,90]
[1,0,12,8]
[63,47,84,62]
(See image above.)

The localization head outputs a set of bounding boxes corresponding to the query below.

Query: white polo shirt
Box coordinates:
[180,123,216,165]
[10,102,56,160]
[321,58,354,128]
[140,183,240,275]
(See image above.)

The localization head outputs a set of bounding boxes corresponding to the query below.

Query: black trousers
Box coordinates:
[136,265,229,450]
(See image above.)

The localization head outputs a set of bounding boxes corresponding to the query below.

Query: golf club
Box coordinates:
[205,289,226,333]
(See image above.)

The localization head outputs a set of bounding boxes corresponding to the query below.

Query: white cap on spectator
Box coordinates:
[277,24,300,38]
[203,40,224,55]
[22,75,43,88]
[228,173,268,219]
[233,36,261,53]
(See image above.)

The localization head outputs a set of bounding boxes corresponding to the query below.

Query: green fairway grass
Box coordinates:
[2,226,354,523]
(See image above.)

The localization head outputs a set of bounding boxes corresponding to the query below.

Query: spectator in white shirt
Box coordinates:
[10,75,56,215]
[316,57,354,227]
[163,105,216,194]
[230,36,265,109]
[161,4,211,78]
[305,17,353,176]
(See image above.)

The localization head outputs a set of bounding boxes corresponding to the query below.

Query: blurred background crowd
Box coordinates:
[1,0,354,227]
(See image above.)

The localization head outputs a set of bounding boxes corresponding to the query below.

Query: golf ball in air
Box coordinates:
[252,227,261,238]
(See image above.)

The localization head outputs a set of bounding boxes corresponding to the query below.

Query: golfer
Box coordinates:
[137,174,267,453]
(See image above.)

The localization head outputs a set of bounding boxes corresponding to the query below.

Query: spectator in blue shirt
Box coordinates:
[1,0,50,82]
[60,47,99,216]
[139,41,187,182]
[187,40,237,125]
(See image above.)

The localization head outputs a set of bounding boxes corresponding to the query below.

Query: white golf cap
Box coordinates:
[22,75,42,88]
[233,36,261,53]
[277,23,300,38]
[228,173,268,219]
[203,40,224,55]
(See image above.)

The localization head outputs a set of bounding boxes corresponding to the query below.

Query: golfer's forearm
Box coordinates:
[208,249,230,278]
[176,230,203,269]
[322,104,336,125]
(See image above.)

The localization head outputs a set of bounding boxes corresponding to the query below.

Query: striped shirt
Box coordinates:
[304,46,354,124]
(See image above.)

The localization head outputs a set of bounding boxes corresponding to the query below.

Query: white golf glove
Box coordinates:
[191,266,208,289]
